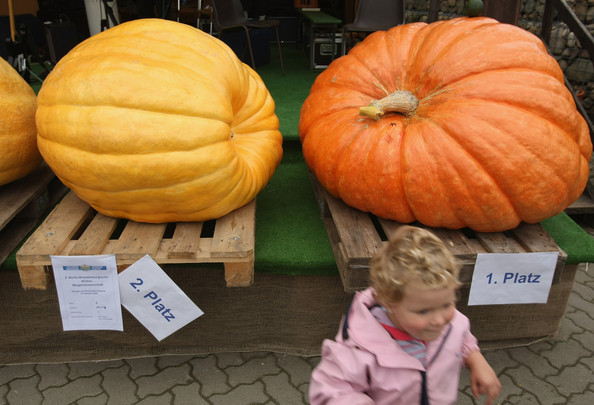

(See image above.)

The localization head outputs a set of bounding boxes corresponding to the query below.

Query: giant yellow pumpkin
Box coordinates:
[37,19,283,223]
[299,17,592,232]
[0,57,41,186]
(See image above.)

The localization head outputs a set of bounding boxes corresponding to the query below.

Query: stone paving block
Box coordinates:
[136,364,193,398]
[189,355,229,396]
[565,310,593,334]
[0,364,36,386]
[101,364,138,405]
[567,390,594,404]
[0,384,8,403]
[455,391,477,404]
[171,382,210,405]
[208,381,270,405]
[126,357,158,379]
[556,314,586,340]
[547,363,594,397]
[76,392,109,405]
[580,351,594,371]
[505,364,565,403]
[41,375,103,405]
[572,280,594,301]
[573,330,594,351]
[36,363,69,390]
[156,355,196,368]
[482,350,518,375]
[68,360,123,379]
[507,346,559,378]
[298,382,309,401]
[539,338,591,369]
[262,371,306,404]
[214,352,245,368]
[274,353,315,387]
[504,391,541,404]
[488,373,523,402]
[226,354,281,386]
[6,375,42,405]
[568,291,594,314]
[134,393,173,405]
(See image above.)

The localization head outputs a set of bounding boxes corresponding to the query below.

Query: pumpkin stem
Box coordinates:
[359,91,419,120]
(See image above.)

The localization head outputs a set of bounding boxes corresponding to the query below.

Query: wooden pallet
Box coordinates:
[310,174,581,344]
[0,162,68,266]
[16,191,256,290]
[309,174,568,293]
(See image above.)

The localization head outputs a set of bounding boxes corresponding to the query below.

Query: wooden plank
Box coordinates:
[16,192,93,264]
[65,213,118,256]
[211,199,255,258]
[324,191,382,264]
[483,0,521,24]
[474,231,524,253]
[224,258,254,287]
[429,228,478,259]
[0,218,38,264]
[105,221,167,261]
[167,222,204,259]
[0,162,55,228]
[509,223,563,254]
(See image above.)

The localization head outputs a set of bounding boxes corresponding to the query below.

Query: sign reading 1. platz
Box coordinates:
[468,252,559,306]
[119,254,204,341]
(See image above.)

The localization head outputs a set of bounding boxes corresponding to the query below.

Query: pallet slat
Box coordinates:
[17,192,93,264]
[0,163,68,265]
[168,222,204,259]
[108,221,167,261]
[66,213,118,256]
[16,191,256,290]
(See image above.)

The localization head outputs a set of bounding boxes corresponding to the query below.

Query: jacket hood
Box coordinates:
[341,288,426,371]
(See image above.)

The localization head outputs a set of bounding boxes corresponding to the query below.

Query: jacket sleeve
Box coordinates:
[309,339,376,405]
[460,315,480,362]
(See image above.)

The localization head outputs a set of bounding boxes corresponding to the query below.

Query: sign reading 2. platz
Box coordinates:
[119,254,204,341]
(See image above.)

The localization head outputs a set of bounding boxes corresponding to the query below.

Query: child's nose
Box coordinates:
[430,311,447,326]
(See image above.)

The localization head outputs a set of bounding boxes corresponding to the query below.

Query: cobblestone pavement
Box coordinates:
[0,264,592,404]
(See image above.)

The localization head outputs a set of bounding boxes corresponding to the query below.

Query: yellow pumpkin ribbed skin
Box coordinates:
[0,57,41,186]
[299,17,593,232]
[37,19,283,223]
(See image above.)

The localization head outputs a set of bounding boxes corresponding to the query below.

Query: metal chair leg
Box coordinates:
[274,26,286,76]
[243,27,256,69]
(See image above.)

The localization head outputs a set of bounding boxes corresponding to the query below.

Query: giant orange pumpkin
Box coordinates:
[0,57,41,186]
[37,19,282,223]
[299,17,592,232]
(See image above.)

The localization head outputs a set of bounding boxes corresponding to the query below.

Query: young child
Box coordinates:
[309,225,501,405]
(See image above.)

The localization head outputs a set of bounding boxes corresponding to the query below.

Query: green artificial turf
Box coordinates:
[254,141,338,276]
[541,213,594,264]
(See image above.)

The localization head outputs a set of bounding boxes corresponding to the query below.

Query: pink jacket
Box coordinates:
[309,288,479,405]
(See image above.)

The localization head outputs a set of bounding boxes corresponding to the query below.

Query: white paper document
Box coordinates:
[119,254,204,341]
[468,252,558,306]
[51,254,123,331]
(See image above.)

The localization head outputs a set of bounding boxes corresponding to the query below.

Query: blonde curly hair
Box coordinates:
[369,225,461,305]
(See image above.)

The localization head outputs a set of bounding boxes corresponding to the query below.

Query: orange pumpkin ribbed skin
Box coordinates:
[0,57,41,186]
[37,19,282,223]
[299,17,592,232]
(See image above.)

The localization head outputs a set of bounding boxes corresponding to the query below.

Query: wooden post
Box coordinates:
[483,0,522,24]
[428,0,439,22]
